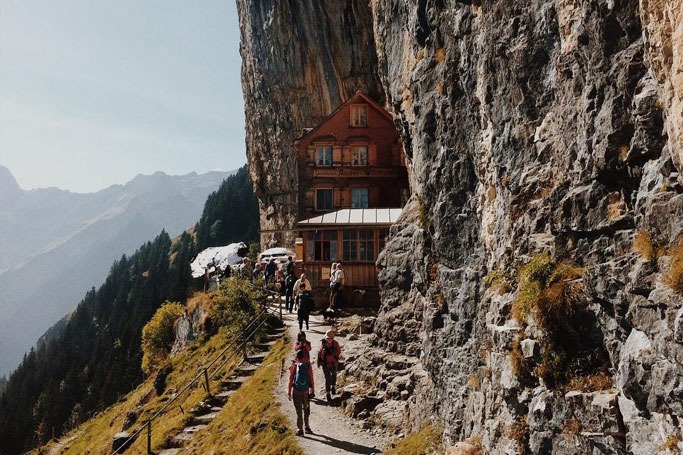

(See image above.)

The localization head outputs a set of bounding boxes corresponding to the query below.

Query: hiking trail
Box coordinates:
[275,308,389,455]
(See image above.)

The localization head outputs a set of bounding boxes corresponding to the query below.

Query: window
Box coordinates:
[342,229,375,262]
[316,146,333,166]
[351,105,367,127]
[359,230,374,261]
[316,188,333,211]
[351,188,369,208]
[351,146,368,166]
[307,230,338,262]
[343,230,357,262]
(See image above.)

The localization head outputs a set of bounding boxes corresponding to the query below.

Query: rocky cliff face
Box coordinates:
[237,0,383,247]
[238,1,683,453]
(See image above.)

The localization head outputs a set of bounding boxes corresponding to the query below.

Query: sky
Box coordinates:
[0,0,246,193]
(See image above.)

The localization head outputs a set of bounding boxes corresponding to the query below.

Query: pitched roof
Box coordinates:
[297,208,402,227]
[295,91,394,143]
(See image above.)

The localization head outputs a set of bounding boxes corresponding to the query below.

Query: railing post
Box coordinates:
[147,421,152,455]
[204,368,211,396]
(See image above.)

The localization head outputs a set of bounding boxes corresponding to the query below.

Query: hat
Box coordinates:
[325,330,335,339]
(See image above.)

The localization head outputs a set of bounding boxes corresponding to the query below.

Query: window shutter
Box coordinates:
[333,146,342,166]
[305,190,314,209]
[369,188,379,207]
[341,146,350,165]
[334,188,342,208]
[307,147,315,166]
[368,144,378,167]
[342,189,351,208]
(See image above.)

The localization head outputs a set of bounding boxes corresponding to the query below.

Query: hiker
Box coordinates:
[294,331,312,364]
[285,271,296,312]
[285,255,295,276]
[275,268,285,292]
[296,283,314,331]
[328,263,338,308]
[293,273,313,303]
[288,350,314,436]
[265,258,277,282]
[317,330,341,403]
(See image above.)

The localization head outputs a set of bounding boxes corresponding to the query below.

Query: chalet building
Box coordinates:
[293,92,410,297]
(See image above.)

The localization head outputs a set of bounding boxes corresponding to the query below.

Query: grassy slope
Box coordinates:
[36,329,300,455]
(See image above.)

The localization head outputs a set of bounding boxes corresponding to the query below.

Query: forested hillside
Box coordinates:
[0,165,259,454]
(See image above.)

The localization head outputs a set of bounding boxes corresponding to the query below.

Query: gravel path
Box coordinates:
[275,309,388,455]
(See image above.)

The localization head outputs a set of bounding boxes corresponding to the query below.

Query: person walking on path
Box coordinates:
[285,271,296,312]
[288,350,315,436]
[293,273,312,295]
[317,330,341,403]
[294,331,312,364]
[296,283,314,330]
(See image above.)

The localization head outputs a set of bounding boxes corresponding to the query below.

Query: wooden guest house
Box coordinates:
[292,92,410,302]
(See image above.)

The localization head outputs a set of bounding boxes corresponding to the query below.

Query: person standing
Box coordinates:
[334,263,345,308]
[285,271,296,312]
[265,259,277,282]
[328,263,338,309]
[296,283,314,330]
[288,350,314,436]
[317,330,341,403]
[293,273,313,296]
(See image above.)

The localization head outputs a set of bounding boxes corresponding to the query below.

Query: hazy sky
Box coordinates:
[0,0,246,193]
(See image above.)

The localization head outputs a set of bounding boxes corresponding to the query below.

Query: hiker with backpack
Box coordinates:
[296,283,314,331]
[288,350,314,436]
[317,330,341,403]
[294,331,312,363]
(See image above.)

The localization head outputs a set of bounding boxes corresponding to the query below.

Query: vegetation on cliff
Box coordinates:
[0,166,259,454]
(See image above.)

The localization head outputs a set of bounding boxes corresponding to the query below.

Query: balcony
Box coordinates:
[311,166,404,179]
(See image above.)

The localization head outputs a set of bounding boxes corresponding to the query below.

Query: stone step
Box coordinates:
[233,364,259,376]
[221,376,250,390]
[254,341,277,351]
[158,449,181,455]
[187,412,218,425]
[245,352,267,363]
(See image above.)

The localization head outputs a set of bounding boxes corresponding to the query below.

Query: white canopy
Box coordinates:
[190,242,247,278]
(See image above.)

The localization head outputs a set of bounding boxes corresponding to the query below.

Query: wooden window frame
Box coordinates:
[315,188,334,211]
[350,104,368,127]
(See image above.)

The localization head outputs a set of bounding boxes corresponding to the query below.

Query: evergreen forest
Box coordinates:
[0,166,259,454]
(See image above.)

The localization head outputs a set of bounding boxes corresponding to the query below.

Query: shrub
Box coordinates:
[208,277,267,335]
[663,236,683,294]
[434,48,446,63]
[385,424,443,455]
[141,302,185,375]
[564,373,613,392]
[483,269,513,295]
[632,229,664,262]
[659,433,681,453]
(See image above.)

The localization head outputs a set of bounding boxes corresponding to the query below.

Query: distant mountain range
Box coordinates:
[0,165,231,375]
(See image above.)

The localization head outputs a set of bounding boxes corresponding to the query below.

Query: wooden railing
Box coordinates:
[111,287,282,454]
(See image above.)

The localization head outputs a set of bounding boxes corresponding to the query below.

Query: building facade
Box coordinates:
[294,92,409,295]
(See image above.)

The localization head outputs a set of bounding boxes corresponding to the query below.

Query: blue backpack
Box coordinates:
[293,362,311,392]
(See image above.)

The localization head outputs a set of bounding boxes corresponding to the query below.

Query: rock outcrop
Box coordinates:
[237,0,383,247]
[238,1,683,453]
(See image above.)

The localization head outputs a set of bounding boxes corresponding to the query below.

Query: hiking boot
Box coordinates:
[305,427,313,434]
[296,429,304,436]
[326,393,332,403]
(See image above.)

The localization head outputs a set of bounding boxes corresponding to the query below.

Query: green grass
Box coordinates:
[184,338,303,455]
[385,424,443,455]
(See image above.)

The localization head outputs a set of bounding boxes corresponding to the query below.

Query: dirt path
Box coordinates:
[275,309,388,455]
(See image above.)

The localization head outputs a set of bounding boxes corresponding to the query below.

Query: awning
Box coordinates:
[297,208,402,227]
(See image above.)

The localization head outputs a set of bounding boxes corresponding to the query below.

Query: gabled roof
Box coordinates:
[295,91,394,143]
[297,208,402,227]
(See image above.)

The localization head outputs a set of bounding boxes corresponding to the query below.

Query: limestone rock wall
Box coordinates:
[237,0,683,453]
[237,0,383,247]
[371,0,683,453]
